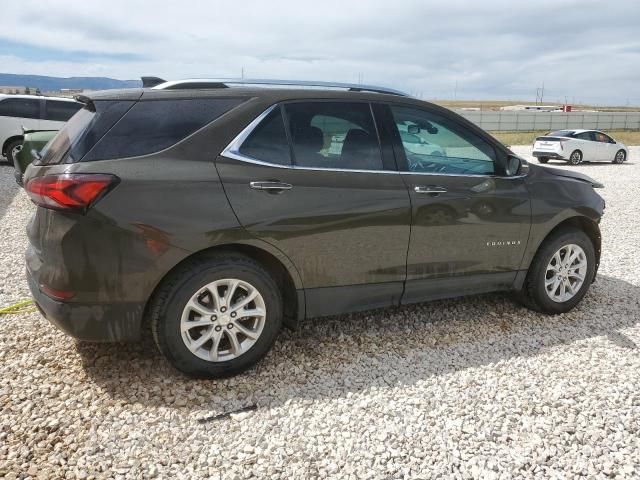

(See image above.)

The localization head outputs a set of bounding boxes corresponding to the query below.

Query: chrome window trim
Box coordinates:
[221,104,398,175]
[221,105,528,179]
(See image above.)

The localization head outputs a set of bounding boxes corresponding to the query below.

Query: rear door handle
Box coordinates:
[414,185,447,195]
[249,181,293,192]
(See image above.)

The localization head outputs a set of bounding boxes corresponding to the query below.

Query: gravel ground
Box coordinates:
[1,149,639,479]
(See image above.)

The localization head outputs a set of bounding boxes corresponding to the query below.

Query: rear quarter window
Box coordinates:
[83,98,244,161]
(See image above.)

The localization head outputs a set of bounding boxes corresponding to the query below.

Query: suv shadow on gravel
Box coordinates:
[74,274,637,410]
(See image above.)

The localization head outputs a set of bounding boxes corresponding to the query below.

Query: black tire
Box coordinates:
[568,150,582,165]
[538,157,549,164]
[613,149,626,164]
[4,139,22,166]
[149,252,283,378]
[517,227,596,314]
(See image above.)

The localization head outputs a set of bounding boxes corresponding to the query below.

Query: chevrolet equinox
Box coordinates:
[24,79,605,377]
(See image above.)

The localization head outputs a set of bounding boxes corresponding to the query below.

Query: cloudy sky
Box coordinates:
[1,0,639,105]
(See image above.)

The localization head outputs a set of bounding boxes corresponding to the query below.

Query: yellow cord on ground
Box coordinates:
[0,299,36,316]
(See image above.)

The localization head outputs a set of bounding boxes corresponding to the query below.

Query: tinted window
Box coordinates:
[238,107,291,165]
[285,102,383,171]
[38,100,134,165]
[44,100,82,121]
[0,98,40,119]
[84,98,244,161]
[391,106,496,175]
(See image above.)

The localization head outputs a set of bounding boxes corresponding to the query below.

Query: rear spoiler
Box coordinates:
[141,76,166,88]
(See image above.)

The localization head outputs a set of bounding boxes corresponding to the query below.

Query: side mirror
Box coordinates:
[506,155,528,176]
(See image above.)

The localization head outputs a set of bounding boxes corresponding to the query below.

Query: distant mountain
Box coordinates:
[0,73,142,91]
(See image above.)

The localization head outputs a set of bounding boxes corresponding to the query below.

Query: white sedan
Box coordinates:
[532,129,628,165]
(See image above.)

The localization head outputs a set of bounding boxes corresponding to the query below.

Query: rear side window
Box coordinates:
[44,100,82,122]
[84,98,244,161]
[238,107,291,165]
[574,132,595,141]
[0,98,40,119]
[284,102,383,171]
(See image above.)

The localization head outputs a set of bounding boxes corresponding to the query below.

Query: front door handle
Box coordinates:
[414,185,447,195]
[249,181,293,192]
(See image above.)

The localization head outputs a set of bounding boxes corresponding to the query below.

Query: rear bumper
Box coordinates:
[27,266,144,342]
[532,151,566,160]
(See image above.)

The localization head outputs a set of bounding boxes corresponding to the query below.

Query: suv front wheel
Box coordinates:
[518,228,596,314]
[150,253,283,378]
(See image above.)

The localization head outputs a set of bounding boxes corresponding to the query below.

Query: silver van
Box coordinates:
[0,94,82,164]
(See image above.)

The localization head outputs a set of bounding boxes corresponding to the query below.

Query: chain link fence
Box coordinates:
[455,110,640,132]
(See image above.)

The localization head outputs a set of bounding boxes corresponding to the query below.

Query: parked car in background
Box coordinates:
[13,128,57,186]
[532,129,628,165]
[24,80,605,378]
[0,94,82,165]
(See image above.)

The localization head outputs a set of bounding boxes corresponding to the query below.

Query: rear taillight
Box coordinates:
[25,174,119,213]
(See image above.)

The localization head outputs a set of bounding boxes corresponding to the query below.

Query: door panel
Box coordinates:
[401,173,530,280]
[573,132,598,160]
[383,103,531,298]
[216,157,411,290]
[215,101,411,313]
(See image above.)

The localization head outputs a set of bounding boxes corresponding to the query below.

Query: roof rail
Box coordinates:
[151,78,409,97]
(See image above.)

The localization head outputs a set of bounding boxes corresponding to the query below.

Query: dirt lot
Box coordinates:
[1,149,639,479]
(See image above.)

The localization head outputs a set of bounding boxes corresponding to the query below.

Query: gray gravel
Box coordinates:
[1,149,640,479]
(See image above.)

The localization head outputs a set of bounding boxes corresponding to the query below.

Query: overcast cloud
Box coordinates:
[1,0,639,105]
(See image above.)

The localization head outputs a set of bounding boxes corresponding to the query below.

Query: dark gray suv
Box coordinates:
[23,80,605,377]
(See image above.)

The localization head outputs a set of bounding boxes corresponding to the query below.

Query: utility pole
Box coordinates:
[241,67,244,79]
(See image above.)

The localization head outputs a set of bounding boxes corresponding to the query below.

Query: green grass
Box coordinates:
[489,130,640,146]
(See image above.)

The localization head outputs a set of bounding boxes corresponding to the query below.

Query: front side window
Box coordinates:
[44,100,82,122]
[284,102,383,171]
[0,98,40,119]
[390,106,496,175]
[595,132,613,143]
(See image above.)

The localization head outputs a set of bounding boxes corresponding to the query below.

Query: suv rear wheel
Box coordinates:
[538,157,549,164]
[150,253,283,378]
[518,228,596,314]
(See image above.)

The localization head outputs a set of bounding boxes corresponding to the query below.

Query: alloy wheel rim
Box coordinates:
[616,151,625,162]
[544,244,588,303]
[180,278,266,362]
[571,152,581,163]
